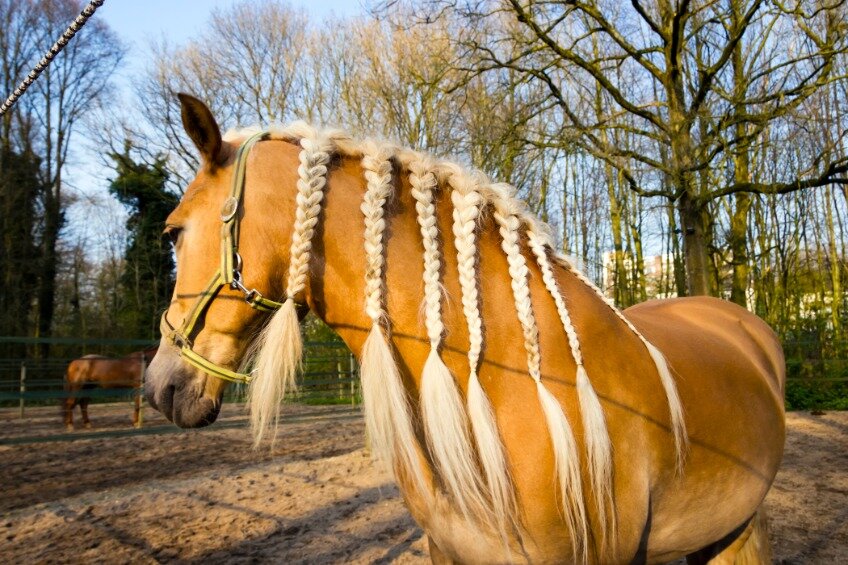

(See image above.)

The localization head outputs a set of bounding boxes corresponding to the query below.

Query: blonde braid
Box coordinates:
[249,129,333,447]
[359,144,430,500]
[285,134,333,298]
[409,157,492,526]
[527,229,615,557]
[490,191,587,563]
[491,195,541,381]
[409,157,445,347]
[450,170,516,538]
[361,148,393,322]
[550,249,687,470]
[451,187,484,372]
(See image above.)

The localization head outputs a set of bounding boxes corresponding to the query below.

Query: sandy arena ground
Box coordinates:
[1,403,845,564]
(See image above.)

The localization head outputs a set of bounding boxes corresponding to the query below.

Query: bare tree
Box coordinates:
[136,1,309,183]
[0,0,123,347]
[413,0,848,295]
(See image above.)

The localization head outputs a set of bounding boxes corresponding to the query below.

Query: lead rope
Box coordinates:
[0,0,107,117]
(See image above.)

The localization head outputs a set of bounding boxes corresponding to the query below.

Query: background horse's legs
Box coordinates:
[80,398,91,429]
[132,392,141,428]
[686,509,772,565]
[63,395,75,431]
[63,379,77,431]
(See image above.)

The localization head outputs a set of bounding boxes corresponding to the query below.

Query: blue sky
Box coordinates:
[98,0,363,45]
[65,0,366,252]
[98,0,364,82]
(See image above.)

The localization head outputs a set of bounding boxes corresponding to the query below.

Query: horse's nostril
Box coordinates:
[144,378,161,411]
[153,383,176,423]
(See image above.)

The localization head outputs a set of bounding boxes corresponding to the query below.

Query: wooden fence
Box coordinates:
[0,337,360,420]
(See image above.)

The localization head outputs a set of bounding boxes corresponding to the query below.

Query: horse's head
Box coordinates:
[145,94,303,428]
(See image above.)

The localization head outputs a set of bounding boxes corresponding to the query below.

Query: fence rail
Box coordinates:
[2,336,846,418]
[0,337,360,420]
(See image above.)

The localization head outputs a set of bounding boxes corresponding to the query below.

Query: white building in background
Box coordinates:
[601,251,842,318]
[601,251,679,300]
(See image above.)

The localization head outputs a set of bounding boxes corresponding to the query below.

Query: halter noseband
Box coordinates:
[161,131,285,384]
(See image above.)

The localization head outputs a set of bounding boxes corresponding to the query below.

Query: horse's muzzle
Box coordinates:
[145,344,222,428]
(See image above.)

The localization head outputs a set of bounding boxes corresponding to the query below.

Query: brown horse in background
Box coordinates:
[63,348,156,430]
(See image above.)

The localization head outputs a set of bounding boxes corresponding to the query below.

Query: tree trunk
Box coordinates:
[628,196,647,302]
[667,202,687,297]
[607,168,627,304]
[678,191,711,296]
[825,186,842,340]
[37,183,61,357]
[730,192,752,306]
[729,5,752,308]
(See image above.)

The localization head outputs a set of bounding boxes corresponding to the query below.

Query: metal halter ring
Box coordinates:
[229,253,261,303]
[230,252,245,289]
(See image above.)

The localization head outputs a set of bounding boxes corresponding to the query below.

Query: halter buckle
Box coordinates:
[220,196,239,222]
[230,273,260,305]
[230,275,248,294]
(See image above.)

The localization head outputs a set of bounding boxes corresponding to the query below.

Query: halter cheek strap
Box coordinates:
[161,131,292,385]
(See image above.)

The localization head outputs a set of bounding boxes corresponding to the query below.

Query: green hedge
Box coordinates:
[784,355,848,410]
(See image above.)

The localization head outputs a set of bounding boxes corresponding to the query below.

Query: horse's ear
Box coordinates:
[178,93,222,166]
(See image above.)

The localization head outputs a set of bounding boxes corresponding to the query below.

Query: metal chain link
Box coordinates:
[0,0,107,117]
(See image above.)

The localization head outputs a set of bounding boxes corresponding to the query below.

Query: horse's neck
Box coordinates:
[307,156,619,392]
[309,157,427,362]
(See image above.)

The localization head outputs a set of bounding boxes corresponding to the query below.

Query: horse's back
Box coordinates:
[626,296,785,398]
[66,354,140,388]
[67,355,103,382]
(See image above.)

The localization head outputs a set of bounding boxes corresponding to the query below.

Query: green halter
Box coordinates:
[161,131,285,384]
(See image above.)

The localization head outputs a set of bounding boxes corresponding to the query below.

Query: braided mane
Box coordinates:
[227,123,687,561]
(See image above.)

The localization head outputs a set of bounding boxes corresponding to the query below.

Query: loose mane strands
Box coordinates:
[409,157,492,526]
[249,125,334,446]
[489,185,588,563]
[449,168,518,538]
[359,144,430,499]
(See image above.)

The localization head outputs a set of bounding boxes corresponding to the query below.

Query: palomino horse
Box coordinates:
[144,94,785,563]
[64,348,156,430]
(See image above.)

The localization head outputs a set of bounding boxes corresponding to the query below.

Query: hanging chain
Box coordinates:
[0,0,107,117]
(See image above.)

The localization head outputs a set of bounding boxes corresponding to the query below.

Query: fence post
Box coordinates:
[137,355,145,428]
[349,353,356,407]
[337,361,343,400]
[19,362,26,419]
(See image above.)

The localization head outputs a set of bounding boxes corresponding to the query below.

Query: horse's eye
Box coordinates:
[163,225,183,247]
